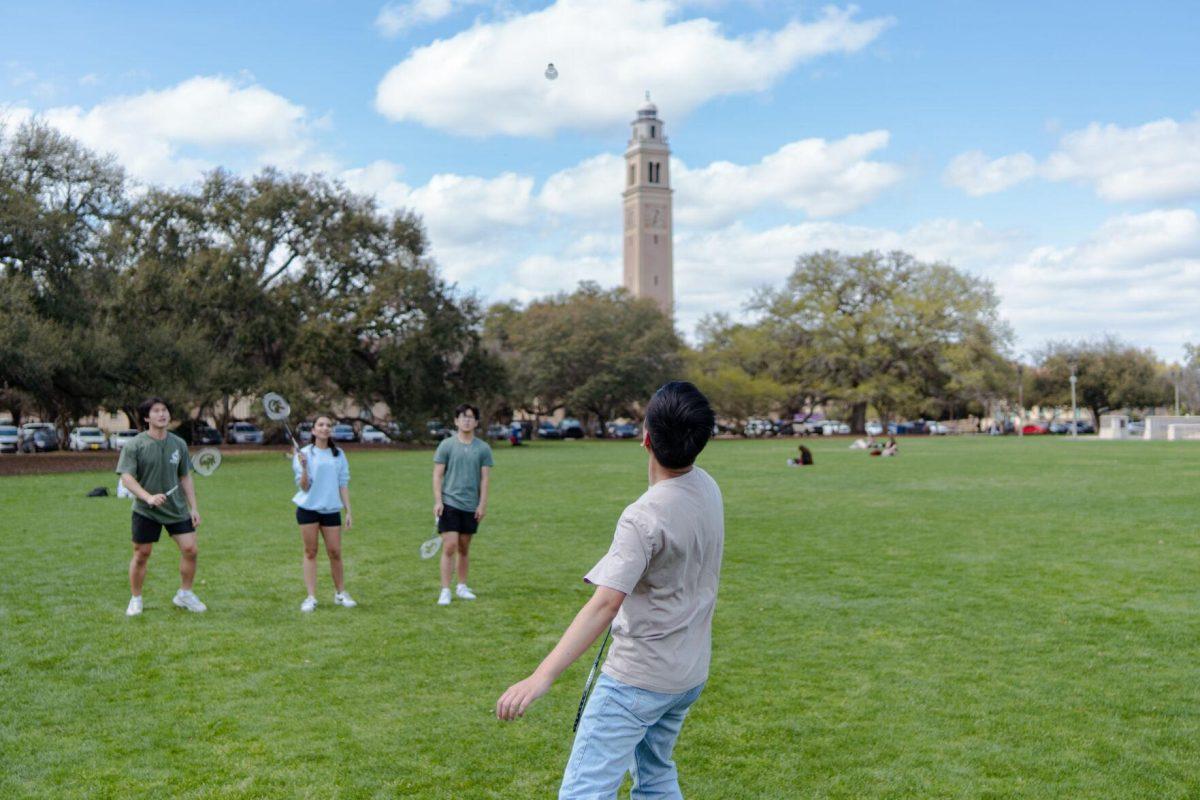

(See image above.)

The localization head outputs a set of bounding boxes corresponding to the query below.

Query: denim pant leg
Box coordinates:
[630,683,705,800]
[560,675,650,800]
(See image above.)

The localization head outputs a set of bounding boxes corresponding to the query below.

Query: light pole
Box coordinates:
[1017,363,1024,438]
[1173,368,1181,416]
[1069,367,1078,439]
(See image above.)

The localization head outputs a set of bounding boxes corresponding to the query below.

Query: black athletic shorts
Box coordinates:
[295,507,342,527]
[132,512,195,544]
[438,503,479,535]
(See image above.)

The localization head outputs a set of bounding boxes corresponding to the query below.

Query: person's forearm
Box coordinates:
[181,475,198,511]
[339,486,351,513]
[432,473,443,502]
[478,473,490,507]
[532,594,620,684]
[121,473,152,503]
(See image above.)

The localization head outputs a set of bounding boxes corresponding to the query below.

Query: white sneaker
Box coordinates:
[333,591,357,608]
[300,596,317,613]
[438,587,452,606]
[173,589,207,613]
[455,584,477,600]
[126,596,143,616]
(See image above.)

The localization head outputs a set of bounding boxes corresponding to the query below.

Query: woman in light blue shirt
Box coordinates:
[293,415,355,612]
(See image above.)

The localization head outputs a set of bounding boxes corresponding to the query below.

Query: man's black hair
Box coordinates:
[454,403,480,420]
[644,381,714,469]
[138,396,170,429]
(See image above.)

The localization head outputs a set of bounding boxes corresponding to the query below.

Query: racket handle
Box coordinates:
[165,486,179,497]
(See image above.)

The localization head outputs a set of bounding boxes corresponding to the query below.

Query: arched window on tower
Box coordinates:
[650,125,656,139]
[628,164,635,186]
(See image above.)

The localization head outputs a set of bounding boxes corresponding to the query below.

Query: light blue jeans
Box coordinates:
[560,673,706,800]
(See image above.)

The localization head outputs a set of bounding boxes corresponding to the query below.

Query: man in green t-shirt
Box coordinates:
[432,402,494,606]
[116,397,206,616]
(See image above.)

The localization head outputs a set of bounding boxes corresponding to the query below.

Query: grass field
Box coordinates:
[1,437,1198,799]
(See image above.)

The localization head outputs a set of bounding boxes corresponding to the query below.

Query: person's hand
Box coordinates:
[190,508,202,528]
[474,504,487,522]
[146,493,167,507]
[434,502,444,520]
[344,511,353,530]
[496,673,553,721]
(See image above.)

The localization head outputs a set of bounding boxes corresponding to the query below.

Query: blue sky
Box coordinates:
[3,1,1198,360]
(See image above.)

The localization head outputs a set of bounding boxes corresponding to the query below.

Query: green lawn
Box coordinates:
[1,437,1198,799]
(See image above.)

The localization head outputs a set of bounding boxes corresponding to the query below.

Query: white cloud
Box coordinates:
[946,114,1200,203]
[375,0,480,36]
[943,150,1036,196]
[78,73,102,87]
[675,131,901,224]
[17,76,332,185]
[1000,209,1200,356]
[1043,115,1200,202]
[375,0,892,136]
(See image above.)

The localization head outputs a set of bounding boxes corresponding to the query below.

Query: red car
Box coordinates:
[1021,422,1050,435]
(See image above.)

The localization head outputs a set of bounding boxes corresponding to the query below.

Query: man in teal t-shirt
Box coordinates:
[432,402,494,606]
[116,397,206,617]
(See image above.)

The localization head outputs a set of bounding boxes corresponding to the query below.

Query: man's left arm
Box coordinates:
[180,473,201,527]
[496,586,625,720]
[475,465,491,521]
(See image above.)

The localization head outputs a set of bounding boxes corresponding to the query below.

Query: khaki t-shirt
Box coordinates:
[584,466,725,694]
[115,431,191,524]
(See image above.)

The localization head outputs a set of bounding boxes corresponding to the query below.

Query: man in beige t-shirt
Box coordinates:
[497,381,724,799]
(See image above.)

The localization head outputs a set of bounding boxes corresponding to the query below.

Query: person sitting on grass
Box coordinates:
[496,380,724,800]
[292,415,356,613]
[117,397,205,616]
[787,444,815,466]
[881,436,899,457]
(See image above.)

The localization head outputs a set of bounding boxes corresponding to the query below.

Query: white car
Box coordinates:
[360,425,390,444]
[865,421,884,436]
[820,421,851,436]
[927,422,951,435]
[69,427,109,451]
[743,418,773,438]
[0,425,18,453]
[110,429,139,450]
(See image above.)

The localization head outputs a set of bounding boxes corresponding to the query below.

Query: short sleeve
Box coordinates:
[116,440,138,475]
[481,443,494,468]
[583,509,659,594]
[433,439,449,464]
[338,453,350,487]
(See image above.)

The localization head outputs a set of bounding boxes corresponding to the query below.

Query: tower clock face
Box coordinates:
[643,205,667,230]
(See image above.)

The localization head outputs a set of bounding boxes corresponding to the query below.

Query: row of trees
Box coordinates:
[2,121,1195,436]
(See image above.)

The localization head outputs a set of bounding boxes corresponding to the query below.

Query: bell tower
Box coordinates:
[623,93,673,316]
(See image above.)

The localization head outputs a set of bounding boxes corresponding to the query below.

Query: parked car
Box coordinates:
[0,425,18,453]
[109,429,139,450]
[19,423,59,452]
[332,423,357,443]
[559,418,585,439]
[820,421,850,436]
[1021,422,1050,435]
[486,423,508,440]
[360,424,389,443]
[426,420,451,440]
[865,421,884,436]
[1128,420,1145,436]
[743,418,773,437]
[608,422,639,439]
[537,420,563,439]
[225,422,265,445]
[926,422,951,435]
[69,427,109,451]
[193,424,222,445]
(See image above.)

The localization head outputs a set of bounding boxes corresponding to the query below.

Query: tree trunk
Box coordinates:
[849,401,868,434]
